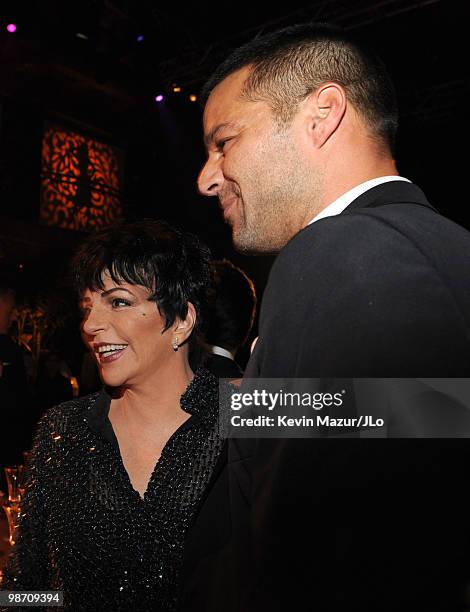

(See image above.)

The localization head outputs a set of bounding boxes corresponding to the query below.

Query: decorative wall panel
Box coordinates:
[40,123,123,230]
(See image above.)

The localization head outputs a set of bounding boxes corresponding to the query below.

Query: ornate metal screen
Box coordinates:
[40,123,123,231]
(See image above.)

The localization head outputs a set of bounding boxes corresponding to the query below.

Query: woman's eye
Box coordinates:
[111,298,131,308]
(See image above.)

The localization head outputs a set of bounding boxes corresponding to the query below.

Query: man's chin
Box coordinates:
[232,228,280,255]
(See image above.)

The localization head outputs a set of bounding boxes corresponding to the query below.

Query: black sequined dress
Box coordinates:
[1,368,224,611]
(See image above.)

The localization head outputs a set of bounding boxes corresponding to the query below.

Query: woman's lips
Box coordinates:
[97,346,127,364]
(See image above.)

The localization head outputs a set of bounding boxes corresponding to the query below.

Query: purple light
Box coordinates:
[137,35,144,42]
[6,24,17,33]
[155,95,164,102]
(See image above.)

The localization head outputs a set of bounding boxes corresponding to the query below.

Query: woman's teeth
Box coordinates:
[97,344,128,357]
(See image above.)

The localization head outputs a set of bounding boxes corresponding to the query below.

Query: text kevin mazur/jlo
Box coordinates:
[230,415,385,428]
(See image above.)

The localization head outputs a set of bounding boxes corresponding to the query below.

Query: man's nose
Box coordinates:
[197,157,224,197]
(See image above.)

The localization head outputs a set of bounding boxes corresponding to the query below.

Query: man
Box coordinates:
[181,24,470,611]
[204,259,256,378]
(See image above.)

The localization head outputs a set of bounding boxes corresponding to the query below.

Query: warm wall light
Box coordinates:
[40,123,123,231]
[173,85,182,93]
[189,94,197,102]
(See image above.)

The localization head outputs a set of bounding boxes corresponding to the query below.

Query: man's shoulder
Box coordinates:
[261,202,470,321]
[297,202,464,244]
[270,210,405,282]
[274,203,470,276]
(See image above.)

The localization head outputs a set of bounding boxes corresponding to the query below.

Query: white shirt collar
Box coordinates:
[209,345,235,361]
[308,176,411,225]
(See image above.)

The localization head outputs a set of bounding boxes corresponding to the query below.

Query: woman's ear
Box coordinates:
[173,302,197,344]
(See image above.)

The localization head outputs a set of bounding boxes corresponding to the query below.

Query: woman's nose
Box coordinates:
[81,307,107,336]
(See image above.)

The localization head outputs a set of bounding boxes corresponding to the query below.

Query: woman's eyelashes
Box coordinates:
[110,297,132,308]
[78,294,134,317]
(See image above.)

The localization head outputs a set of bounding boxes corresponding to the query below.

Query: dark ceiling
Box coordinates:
[0,0,468,293]
[1,1,466,125]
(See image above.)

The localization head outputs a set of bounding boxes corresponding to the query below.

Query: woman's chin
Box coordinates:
[99,369,129,389]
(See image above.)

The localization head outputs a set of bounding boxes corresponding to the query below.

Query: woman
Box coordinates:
[2,220,224,611]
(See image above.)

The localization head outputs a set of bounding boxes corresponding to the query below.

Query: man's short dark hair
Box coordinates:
[71,219,211,337]
[205,259,256,352]
[201,22,398,152]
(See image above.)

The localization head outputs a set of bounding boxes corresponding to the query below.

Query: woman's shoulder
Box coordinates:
[28,392,104,470]
[181,367,219,419]
[36,392,102,435]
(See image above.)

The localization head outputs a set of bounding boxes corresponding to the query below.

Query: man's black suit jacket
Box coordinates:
[179,181,470,612]
[205,353,243,379]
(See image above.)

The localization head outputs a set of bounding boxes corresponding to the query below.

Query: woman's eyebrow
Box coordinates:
[100,287,134,298]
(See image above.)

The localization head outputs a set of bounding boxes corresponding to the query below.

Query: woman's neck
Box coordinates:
[112,359,194,431]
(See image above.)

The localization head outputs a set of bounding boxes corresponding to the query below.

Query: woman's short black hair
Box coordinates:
[71,219,211,337]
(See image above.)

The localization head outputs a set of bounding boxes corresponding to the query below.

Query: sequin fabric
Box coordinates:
[1,368,223,611]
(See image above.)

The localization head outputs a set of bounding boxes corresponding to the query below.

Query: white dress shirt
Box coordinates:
[208,345,236,361]
[308,176,411,225]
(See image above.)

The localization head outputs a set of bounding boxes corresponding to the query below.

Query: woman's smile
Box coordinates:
[94,342,129,363]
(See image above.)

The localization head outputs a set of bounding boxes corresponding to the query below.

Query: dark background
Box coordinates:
[0,0,468,368]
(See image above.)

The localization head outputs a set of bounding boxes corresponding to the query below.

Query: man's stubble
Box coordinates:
[231,136,323,255]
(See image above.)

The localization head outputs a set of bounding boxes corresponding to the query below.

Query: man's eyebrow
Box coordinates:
[204,122,235,147]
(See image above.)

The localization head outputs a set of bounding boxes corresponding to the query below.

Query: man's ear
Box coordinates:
[306,82,347,148]
[174,302,197,343]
